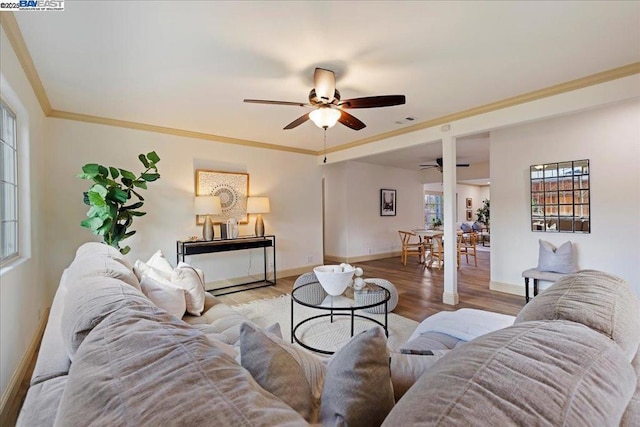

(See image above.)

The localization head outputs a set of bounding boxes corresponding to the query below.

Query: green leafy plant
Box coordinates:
[78,152,161,254]
[476,198,490,225]
[431,217,443,228]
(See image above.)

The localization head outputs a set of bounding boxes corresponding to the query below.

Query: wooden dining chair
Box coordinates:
[457,232,478,267]
[429,235,444,270]
[398,230,424,266]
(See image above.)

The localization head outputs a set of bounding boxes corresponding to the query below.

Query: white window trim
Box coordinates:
[0,99,19,264]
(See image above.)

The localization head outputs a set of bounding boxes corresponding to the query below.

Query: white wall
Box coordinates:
[44,119,324,291]
[491,99,640,295]
[0,27,48,400]
[324,161,424,259]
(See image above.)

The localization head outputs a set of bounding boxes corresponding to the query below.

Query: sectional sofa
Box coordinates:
[17,242,640,426]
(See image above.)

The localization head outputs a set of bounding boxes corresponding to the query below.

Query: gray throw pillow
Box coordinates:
[537,239,576,274]
[240,322,325,421]
[240,324,394,425]
[320,327,395,427]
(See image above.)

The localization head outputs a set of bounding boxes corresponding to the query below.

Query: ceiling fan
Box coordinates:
[419,158,470,172]
[244,68,406,131]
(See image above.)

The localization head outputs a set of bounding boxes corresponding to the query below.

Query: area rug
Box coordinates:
[232,295,419,354]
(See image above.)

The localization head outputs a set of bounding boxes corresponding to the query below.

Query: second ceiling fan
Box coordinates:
[244,68,406,130]
[420,158,470,172]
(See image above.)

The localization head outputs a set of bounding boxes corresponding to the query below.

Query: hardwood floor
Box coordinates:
[218,249,525,322]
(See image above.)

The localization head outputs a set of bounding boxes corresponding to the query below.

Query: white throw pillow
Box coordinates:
[146,250,174,276]
[133,259,149,281]
[140,275,186,318]
[172,262,206,316]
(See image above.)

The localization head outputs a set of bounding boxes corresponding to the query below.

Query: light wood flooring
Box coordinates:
[218,249,525,322]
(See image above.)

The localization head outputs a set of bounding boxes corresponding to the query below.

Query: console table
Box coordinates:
[176,235,276,296]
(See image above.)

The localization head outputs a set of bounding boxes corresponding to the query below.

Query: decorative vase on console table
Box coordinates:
[247,197,270,237]
[194,196,222,241]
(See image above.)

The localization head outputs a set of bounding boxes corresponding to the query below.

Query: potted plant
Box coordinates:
[431,217,443,230]
[77,152,161,254]
[476,198,490,226]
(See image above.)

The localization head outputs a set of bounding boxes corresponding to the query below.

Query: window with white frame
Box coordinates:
[424,192,443,228]
[1,101,18,262]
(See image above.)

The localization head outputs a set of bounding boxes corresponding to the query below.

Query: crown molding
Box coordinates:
[0,12,52,115]
[324,62,640,155]
[48,110,317,155]
[2,12,638,157]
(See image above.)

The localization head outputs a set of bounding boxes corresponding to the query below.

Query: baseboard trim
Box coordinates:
[443,292,459,305]
[490,281,523,296]
[0,307,50,426]
[324,252,401,264]
[205,266,316,290]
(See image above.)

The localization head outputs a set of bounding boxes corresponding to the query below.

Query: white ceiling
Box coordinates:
[12,1,640,166]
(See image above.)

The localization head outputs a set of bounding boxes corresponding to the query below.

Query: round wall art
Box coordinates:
[195,170,249,224]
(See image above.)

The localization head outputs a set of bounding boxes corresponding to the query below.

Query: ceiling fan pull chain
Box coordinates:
[323,127,327,163]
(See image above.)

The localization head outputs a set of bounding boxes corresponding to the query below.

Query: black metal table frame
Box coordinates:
[290,282,390,355]
[176,235,276,296]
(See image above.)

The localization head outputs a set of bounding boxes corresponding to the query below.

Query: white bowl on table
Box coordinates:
[313,265,355,296]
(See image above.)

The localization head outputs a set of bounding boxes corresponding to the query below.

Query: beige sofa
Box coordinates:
[18,243,640,426]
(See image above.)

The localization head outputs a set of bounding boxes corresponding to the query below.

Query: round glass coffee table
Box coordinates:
[291,281,390,355]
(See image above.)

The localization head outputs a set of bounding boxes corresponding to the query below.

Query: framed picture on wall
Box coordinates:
[466,209,473,221]
[195,169,249,224]
[466,197,473,209]
[380,189,397,216]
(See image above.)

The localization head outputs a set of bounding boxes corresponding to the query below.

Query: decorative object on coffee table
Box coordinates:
[194,196,222,241]
[247,196,270,237]
[313,265,355,296]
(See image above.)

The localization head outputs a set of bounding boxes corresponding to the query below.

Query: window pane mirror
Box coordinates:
[530,159,590,233]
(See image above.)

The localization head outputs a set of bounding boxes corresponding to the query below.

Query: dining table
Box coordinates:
[412,229,463,267]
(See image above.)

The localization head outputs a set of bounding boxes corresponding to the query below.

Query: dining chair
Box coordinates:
[457,232,478,267]
[398,230,424,266]
[429,235,444,270]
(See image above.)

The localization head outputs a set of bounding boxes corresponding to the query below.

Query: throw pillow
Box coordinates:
[460,222,472,232]
[240,322,325,421]
[172,262,206,316]
[146,250,174,276]
[472,222,482,232]
[140,276,187,318]
[320,327,395,426]
[133,259,149,281]
[240,323,395,425]
[537,240,577,274]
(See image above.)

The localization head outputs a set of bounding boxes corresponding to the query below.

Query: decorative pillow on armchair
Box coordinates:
[460,223,472,232]
[537,240,577,274]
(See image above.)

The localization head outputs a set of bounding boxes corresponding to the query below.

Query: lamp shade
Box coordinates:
[246,197,270,214]
[309,108,341,129]
[194,196,222,215]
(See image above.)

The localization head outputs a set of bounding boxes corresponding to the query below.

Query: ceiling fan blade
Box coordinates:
[457,163,470,167]
[283,113,310,130]
[244,99,309,107]
[338,110,366,130]
[339,95,406,109]
[314,68,336,102]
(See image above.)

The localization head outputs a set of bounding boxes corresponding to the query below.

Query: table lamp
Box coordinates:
[247,197,270,237]
[194,195,222,241]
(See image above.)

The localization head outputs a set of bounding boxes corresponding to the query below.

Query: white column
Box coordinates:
[442,133,459,305]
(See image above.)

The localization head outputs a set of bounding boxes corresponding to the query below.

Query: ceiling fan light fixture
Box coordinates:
[309,108,341,129]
